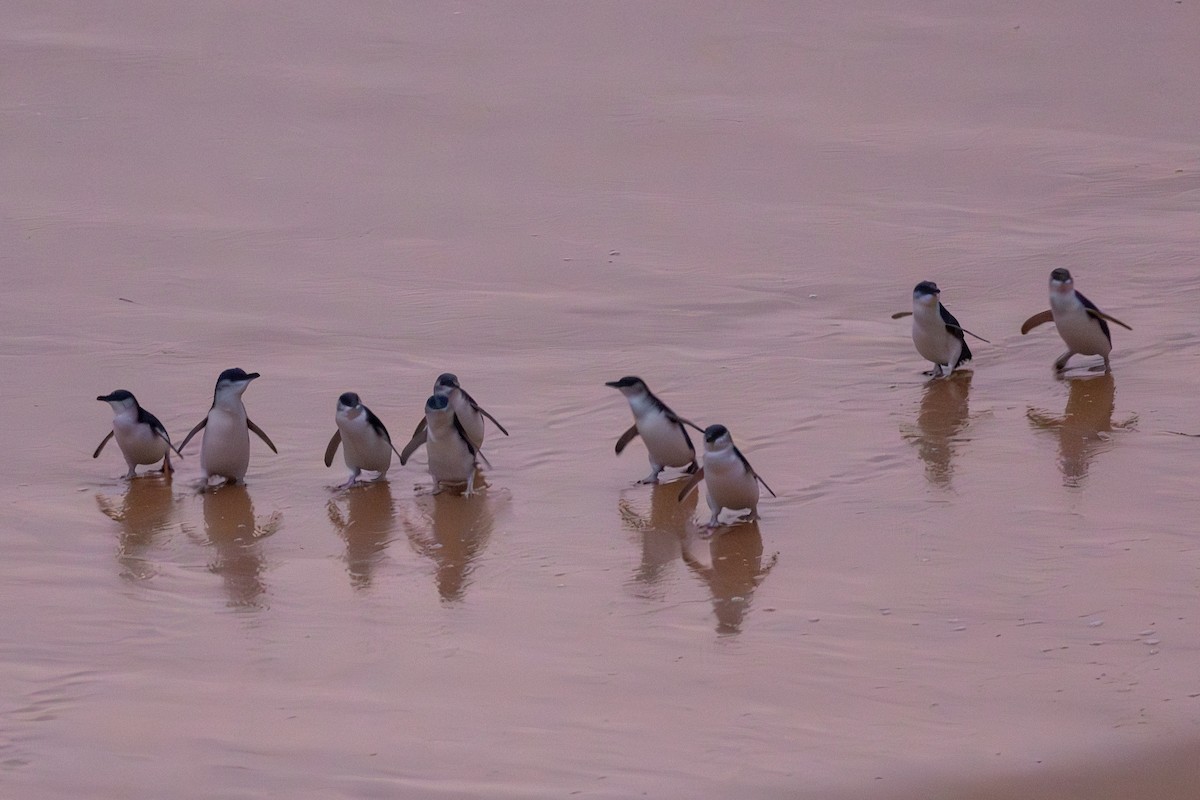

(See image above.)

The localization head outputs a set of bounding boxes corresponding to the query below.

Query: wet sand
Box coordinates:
[3,1,1200,797]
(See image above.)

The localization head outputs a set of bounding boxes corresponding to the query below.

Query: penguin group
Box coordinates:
[894,268,1130,377]
[95,269,1131,530]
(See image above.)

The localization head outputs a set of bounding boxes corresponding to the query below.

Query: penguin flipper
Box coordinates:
[324,431,342,467]
[411,417,428,439]
[93,431,114,459]
[158,432,184,458]
[178,418,207,452]
[891,311,913,319]
[478,407,509,437]
[755,473,778,499]
[1086,307,1132,331]
[399,429,427,465]
[247,418,278,453]
[677,468,705,502]
[1020,310,1054,335]
[677,417,706,434]
[615,424,640,454]
[945,323,992,344]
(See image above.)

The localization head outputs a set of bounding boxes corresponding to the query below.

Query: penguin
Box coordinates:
[408,373,507,452]
[94,390,183,478]
[324,392,402,489]
[179,368,277,486]
[892,281,989,377]
[606,376,702,484]
[399,394,480,495]
[677,424,776,528]
[1021,268,1131,373]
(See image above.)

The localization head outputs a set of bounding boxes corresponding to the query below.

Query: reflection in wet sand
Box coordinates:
[327,481,396,590]
[96,476,177,581]
[1027,375,1135,487]
[201,485,280,609]
[618,482,698,597]
[681,523,777,636]
[900,372,973,489]
[402,491,494,602]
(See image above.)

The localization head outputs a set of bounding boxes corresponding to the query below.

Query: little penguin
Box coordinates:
[677,424,776,528]
[324,392,402,489]
[606,376,702,484]
[409,373,508,452]
[1020,268,1131,373]
[179,368,277,486]
[399,394,480,495]
[94,390,183,478]
[892,281,989,378]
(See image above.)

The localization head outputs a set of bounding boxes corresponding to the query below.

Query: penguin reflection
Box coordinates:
[402,491,493,602]
[327,481,397,590]
[96,475,177,580]
[202,485,278,608]
[681,522,777,636]
[1027,374,1134,486]
[901,371,973,488]
[618,482,698,597]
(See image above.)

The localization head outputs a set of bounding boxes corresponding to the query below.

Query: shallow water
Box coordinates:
[3,2,1200,797]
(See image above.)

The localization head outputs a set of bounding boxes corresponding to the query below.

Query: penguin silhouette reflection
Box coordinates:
[1027,374,1133,486]
[202,485,278,608]
[681,522,777,635]
[328,481,396,589]
[901,371,972,488]
[96,475,177,580]
[618,482,698,596]
[403,491,493,602]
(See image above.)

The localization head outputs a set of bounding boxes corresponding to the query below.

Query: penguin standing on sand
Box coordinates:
[892,281,989,378]
[606,376,702,484]
[677,424,776,528]
[94,390,183,478]
[400,394,481,495]
[1021,268,1131,373]
[324,392,402,489]
[179,368,277,486]
[409,373,508,452]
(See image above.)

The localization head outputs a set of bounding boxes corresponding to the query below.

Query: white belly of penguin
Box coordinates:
[635,409,693,468]
[339,418,392,473]
[912,307,961,367]
[426,425,475,484]
[704,451,759,513]
[114,417,168,465]
[201,407,250,479]
[1052,297,1110,356]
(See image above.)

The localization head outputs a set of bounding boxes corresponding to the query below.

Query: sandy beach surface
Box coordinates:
[2,2,1199,797]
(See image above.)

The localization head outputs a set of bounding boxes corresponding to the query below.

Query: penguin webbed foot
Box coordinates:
[1053,351,1075,372]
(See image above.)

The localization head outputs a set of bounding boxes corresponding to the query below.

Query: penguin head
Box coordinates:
[213,368,260,401]
[433,373,460,397]
[1049,268,1074,293]
[426,394,451,413]
[97,389,138,411]
[913,281,940,306]
[337,392,363,418]
[702,424,733,451]
[605,376,647,397]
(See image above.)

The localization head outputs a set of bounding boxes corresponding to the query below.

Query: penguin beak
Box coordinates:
[246,372,261,381]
